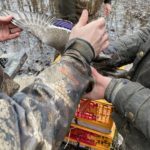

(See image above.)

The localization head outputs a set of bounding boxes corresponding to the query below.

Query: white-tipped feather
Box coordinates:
[1,10,71,52]
[1,10,58,30]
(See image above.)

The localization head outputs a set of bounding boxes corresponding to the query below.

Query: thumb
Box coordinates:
[76,9,89,27]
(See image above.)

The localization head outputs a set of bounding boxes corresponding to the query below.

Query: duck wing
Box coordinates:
[1,10,73,52]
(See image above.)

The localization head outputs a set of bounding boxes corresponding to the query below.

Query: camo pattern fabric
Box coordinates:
[0,40,92,150]
[0,94,20,150]
[49,0,104,23]
[0,67,20,96]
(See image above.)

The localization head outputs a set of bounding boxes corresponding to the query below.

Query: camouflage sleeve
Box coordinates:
[0,38,94,150]
[94,26,150,68]
[105,78,150,140]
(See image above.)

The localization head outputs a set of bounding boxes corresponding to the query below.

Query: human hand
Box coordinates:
[103,4,112,16]
[83,67,112,100]
[0,16,22,42]
[69,10,109,56]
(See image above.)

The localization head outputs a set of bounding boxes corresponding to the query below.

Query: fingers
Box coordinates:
[10,27,22,34]
[9,23,22,34]
[76,9,89,27]
[7,24,21,40]
[0,25,9,41]
[88,17,106,33]
[89,18,108,55]
[92,18,109,54]
[0,16,13,24]
[104,4,112,16]
[9,23,22,35]
[0,24,21,41]
[0,16,21,41]
[104,8,108,16]
[95,17,106,27]
[100,40,109,52]
[8,23,18,28]
[7,32,20,40]
[99,32,109,52]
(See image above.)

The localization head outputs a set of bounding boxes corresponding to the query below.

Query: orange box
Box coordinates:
[65,123,116,150]
[74,99,114,133]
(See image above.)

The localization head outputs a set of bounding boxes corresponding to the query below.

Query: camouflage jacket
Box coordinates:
[102,26,150,150]
[50,0,111,23]
[0,38,94,150]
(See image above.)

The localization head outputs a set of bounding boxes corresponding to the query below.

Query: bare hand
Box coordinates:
[69,10,109,56]
[103,4,112,16]
[83,67,112,100]
[0,16,22,42]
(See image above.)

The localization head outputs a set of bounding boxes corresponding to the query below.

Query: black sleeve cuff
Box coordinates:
[64,38,95,64]
[104,0,111,4]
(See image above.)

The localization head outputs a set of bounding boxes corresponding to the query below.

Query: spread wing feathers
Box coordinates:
[1,10,71,51]
[1,10,56,31]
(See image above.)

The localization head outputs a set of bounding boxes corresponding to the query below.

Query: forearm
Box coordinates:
[0,9,107,149]
[10,38,94,150]
[105,78,150,140]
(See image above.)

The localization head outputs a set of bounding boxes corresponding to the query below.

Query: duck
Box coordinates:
[1,10,74,53]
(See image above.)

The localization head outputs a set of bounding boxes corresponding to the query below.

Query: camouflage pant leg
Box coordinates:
[49,0,104,23]
[49,0,77,23]
[75,0,103,21]
[0,94,20,150]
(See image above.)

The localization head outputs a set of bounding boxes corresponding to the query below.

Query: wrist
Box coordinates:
[64,38,95,64]
[94,72,111,99]
[99,75,112,93]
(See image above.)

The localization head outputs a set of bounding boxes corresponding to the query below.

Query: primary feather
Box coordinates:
[1,10,73,52]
